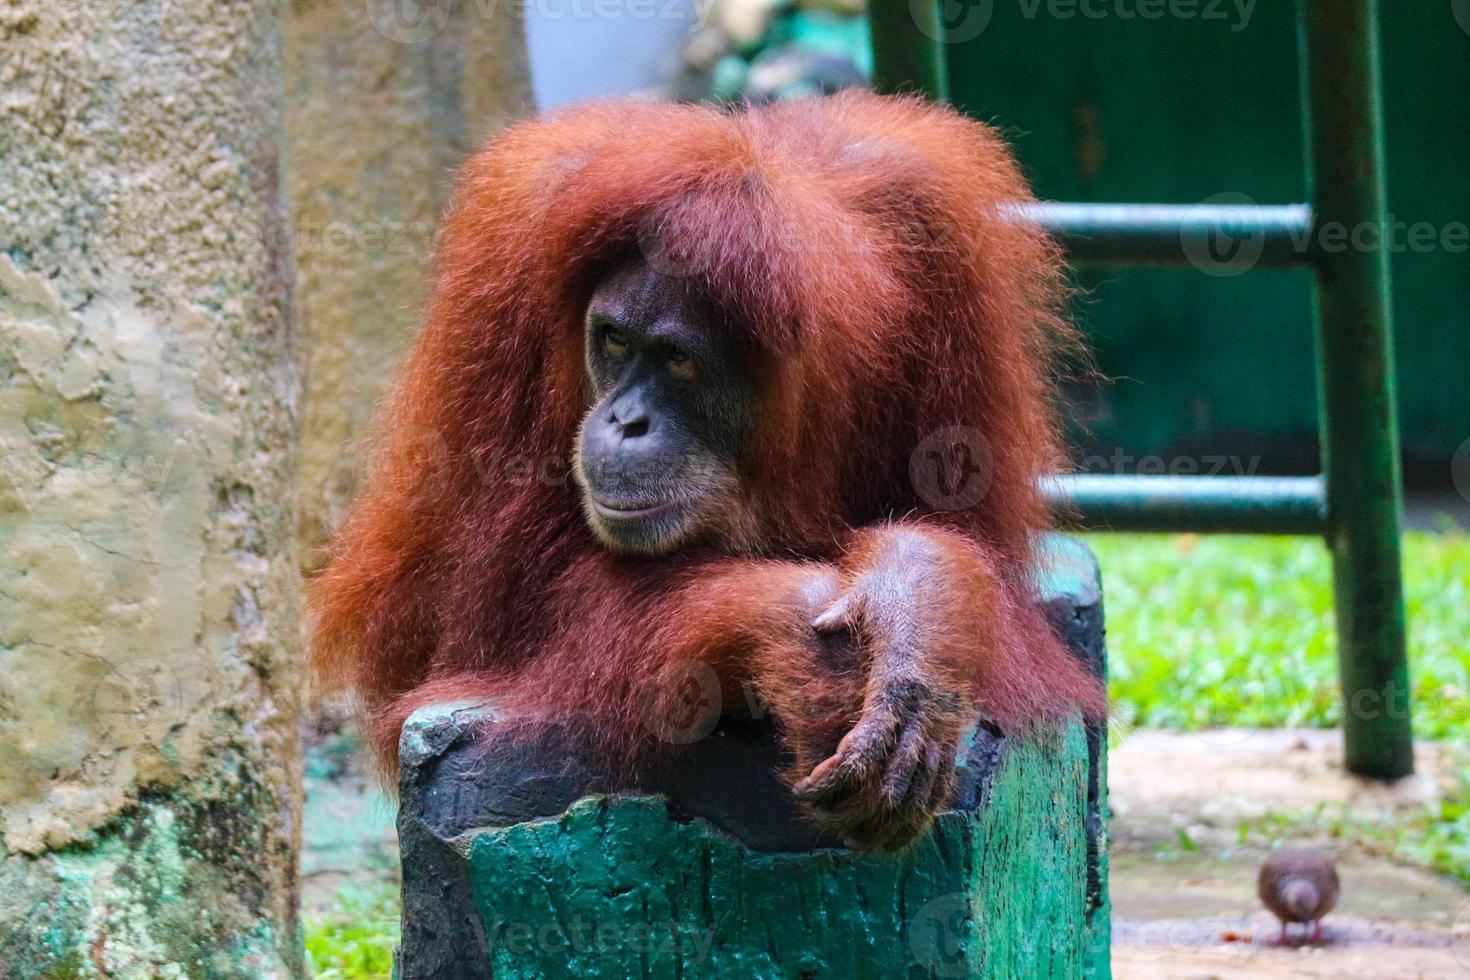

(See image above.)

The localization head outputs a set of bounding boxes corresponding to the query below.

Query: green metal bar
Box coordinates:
[1299,0,1412,779]
[1044,475,1326,535]
[1014,202,1314,268]
[867,0,948,100]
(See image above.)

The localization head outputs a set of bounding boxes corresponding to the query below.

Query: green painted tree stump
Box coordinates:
[395,536,1109,979]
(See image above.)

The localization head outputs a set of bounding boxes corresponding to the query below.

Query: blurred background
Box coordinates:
[305,5,1470,975]
[359,5,1470,976]
[0,1,1464,977]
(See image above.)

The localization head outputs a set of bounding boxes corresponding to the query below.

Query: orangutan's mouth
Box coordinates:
[589,498,677,521]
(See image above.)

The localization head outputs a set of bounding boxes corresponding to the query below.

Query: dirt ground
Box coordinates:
[1108,729,1469,978]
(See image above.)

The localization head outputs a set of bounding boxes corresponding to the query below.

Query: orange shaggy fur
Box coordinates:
[308,91,1104,780]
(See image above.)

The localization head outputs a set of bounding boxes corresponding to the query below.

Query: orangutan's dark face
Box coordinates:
[574,259,759,554]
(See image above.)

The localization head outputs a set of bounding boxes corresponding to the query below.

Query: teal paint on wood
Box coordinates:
[1035,535,1111,980]
[1036,532,1099,605]
[464,724,1092,978]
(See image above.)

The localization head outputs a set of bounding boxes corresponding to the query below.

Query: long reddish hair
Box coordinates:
[308,92,1079,773]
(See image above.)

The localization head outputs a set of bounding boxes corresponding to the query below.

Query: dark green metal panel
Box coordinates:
[944,4,1470,467]
[950,0,1316,461]
[1298,0,1412,780]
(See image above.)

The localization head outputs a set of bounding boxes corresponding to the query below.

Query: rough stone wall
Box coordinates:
[287,0,533,554]
[0,0,303,975]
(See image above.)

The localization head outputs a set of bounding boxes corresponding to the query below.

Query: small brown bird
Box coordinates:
[1258,848,1340,944]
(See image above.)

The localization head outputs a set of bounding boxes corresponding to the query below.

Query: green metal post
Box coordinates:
[868,0,949,100]
[1298,0,1412,779]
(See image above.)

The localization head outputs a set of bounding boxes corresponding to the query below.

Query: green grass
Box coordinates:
[1089,529,1470,884]
[1089,530,1470,740]
[304,880,400,979]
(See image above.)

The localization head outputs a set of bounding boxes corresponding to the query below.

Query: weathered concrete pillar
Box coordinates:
[0,1,303,975]
[286,0,532,552]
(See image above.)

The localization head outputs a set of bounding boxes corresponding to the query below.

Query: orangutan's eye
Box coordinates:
[601,326,629,356]
[666,347,696,381]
